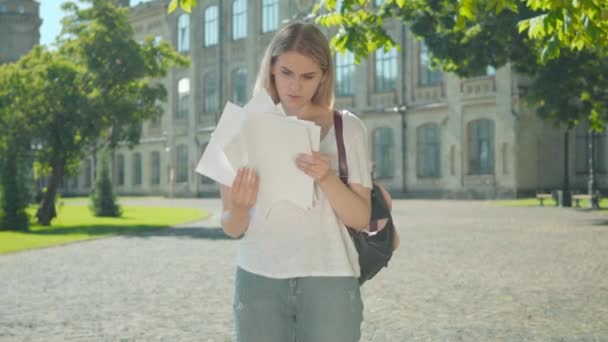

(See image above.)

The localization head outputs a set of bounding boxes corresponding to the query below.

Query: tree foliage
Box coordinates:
[90,154,121,217]
[0,62,33,230]
[318,1,607,130]
[0,0,189,227]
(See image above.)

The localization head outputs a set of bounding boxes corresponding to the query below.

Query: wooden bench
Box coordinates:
[535,193,554,206]
[572,193,601,208]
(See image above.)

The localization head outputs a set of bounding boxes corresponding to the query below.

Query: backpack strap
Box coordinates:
[334,110,349,185]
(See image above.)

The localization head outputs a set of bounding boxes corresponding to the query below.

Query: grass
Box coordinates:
[0,205,208,254]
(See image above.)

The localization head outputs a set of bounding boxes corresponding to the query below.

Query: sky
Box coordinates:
[39,0,150,47]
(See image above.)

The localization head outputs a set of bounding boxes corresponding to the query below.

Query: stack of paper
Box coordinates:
[195,90,321,212]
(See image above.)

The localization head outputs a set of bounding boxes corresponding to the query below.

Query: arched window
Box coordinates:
[150,151,161,185]
[372,127,395,179]
[204,6,218,47]
[177,14,190,52]
[232,68,248,106]
[177,78,190,119]
[132,153,142,186]
[176,144,189,183]
[232,0,247,40]
[417,123,441,177]
[468,119,495,175]
[262,0,278,33]
[375,47,398,92]
[336,51,355,96]
[419,42,443,86]
[203,71,218,113]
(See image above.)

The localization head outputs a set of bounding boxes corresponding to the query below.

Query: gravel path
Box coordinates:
[1,199,607,341]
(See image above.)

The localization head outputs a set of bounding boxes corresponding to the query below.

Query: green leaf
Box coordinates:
[167,0,178,14]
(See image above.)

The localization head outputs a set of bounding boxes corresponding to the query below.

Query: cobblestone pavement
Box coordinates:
[1,199,608,341]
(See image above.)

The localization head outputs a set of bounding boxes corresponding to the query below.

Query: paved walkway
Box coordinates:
[1,199,608,341]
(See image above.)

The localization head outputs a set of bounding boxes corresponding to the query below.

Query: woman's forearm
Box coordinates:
[221,208,250,238]
[318,173,371,230]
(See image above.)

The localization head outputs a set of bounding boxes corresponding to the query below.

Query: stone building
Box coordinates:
[61,0,602,199]
[0,0,41,64]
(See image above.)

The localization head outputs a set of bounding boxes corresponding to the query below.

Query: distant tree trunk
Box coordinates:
[36,160,65,226]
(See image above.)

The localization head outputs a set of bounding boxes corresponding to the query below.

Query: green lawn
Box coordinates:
[0,205,208,254]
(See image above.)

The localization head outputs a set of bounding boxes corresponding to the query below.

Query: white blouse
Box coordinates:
[236,111,372,278]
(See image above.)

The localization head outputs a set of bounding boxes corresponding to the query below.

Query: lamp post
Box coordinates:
[588,130,599,208]
[162,131,174,198]
[384,105,407,194]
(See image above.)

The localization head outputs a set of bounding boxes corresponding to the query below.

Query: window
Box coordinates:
[199,144,215,184]
[177,78,190,119]
[232,68,248,106]
[203,71,219,113]
[335,51,355,96]
[84,159,92,188]
[232,0,247,40]
[177,14,190,52]
[375,48,397,92]
[132,153,142,186]
[372,127,395,179]
[262,0,278,33]
[0,4,7,13]
[151,151,161,185]
[575,126,607,174]
[204,6,218,47]
[17,4,24,14]
[468,119,495,175]
[417,124,441,177]
[176,144,189,183]
[116,154,125,186]
[419,42,443,86]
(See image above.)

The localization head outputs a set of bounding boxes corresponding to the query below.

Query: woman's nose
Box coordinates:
[288,78,302,91]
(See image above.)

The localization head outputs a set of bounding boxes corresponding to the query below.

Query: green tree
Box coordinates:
[168,0,608,57]
[309,1,608,128]
[0,63,33,230]
[90,153,121,217]
[31,0,188,225]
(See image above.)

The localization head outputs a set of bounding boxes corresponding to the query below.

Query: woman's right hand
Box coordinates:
[229,167,260,212]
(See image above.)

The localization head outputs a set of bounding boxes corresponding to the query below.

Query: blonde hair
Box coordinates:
[254,23,335,108]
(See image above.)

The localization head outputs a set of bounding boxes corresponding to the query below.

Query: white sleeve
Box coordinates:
[345,121,373,189]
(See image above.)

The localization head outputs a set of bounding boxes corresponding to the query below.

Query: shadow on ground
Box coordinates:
[22,225,233,241]
[130,226,234,240]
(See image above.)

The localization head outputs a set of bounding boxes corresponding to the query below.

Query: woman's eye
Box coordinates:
[303,76,313,80]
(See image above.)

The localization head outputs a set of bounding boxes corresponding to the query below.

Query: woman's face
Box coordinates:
[271,51,324,117]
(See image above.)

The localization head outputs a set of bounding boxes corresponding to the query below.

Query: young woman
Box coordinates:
[220,22,372,342]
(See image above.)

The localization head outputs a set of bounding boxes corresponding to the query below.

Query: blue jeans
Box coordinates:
[234,267,363,342]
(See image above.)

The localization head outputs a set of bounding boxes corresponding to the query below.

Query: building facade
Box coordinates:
[60,0,601,199]
[0,0,41,64]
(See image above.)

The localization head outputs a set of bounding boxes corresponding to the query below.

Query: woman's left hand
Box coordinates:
[296,151,332,183]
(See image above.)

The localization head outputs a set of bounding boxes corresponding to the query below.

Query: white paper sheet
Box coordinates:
[194,141,235,186]
[242,113,317,211]
[194,90,321,210]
